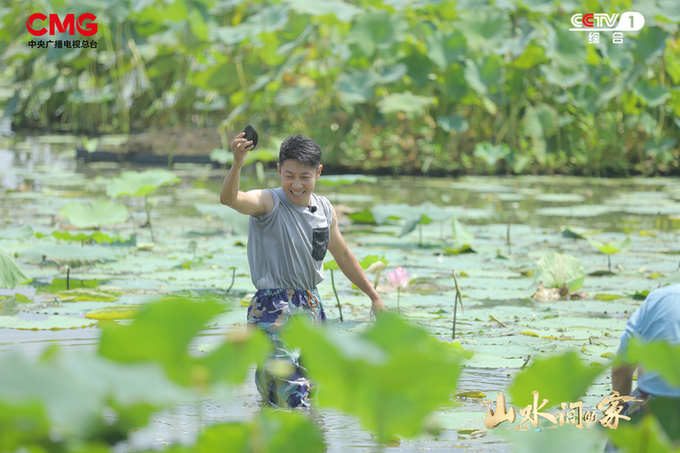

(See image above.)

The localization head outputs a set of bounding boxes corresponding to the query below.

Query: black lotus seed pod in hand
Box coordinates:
[243,125,258,150]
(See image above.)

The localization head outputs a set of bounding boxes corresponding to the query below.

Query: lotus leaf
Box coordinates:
[99,297,270,387]
[588,237,633,255]
[426,30,467,70]
[194,203,249,235]
[283,0,360,22]
[336,70,378,104]
[56,288,120,302]
[437,115,469,133]
[0,316,97,330]
[377,91,435,116]
[452,218,474,247]
[85,306,142,320]
[0,249,31,289]
[283,313,464,442]
[473,142,510,167]
[348,9,407,57]
[40,230,131,244]
[626,338,680,387]
[456,9,512,54]
[19,244,121,268]
[508,351,605,408]
[535,252,585,291]
[0,350,190,439]
[0,225,33,239]
[183,409,325,453]
[607,415,678,453]
[106,170,180,198]
[316,174,377,187]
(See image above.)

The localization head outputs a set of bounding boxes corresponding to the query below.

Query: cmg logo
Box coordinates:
[27,13,98,37]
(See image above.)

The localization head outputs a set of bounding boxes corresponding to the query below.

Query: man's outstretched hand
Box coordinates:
[371,296,387,317]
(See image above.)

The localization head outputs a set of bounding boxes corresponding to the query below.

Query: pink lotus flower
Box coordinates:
[387,267,410,315]
[387,266,410,288]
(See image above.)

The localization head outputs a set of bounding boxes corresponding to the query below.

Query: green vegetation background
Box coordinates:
[1,0,679,176]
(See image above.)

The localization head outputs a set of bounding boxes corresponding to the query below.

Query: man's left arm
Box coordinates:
[327,206,386,315]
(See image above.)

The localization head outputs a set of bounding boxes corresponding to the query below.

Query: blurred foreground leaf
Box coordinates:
[283,313,466,443]
[508,351,604,408]
[626,337,680,387]
[99,297,270,387]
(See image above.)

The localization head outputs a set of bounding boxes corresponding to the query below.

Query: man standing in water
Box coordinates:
[220,131,385,408]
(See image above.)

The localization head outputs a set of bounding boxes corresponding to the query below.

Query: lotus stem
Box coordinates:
[452,270,464,340]
[330,269,343,322]
[507,219,511,254]
[144,195,155,242]
[608,255,611,273]
[397,287,401,315]
[225,267,236,293]
[66,267,70,291]
[418,224,423,247]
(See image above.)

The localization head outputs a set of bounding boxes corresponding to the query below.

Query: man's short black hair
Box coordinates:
[279,134,321,168]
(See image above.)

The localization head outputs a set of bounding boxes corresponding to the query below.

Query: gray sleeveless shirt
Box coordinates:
[247,187,333,289]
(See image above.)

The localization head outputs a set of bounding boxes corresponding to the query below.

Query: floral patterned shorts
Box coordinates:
[247,288,326,408]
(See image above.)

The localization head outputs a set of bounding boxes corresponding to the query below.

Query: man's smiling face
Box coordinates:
[278,159,322,206]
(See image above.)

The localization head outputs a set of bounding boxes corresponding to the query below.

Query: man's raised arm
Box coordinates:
[219,132,273,217]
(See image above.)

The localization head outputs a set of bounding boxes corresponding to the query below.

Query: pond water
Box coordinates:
[2,137,680,452]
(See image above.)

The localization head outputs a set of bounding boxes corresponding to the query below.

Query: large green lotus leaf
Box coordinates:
[0,225,33,239]
[0,249,31,289]
[193,62,243,91]
[633,81,670,107]
[456,9,512,54]
[548,26,586,68]
[283,313,464,443]
[346,208,376,224]
[0,315,97,330]
[336,70,378,104]
[626,338,680,387]
[19,244,121,267]
[426,30,467,69]
[189,409,325,453]
[194,203,249,235]
[377,91,435,116]
[215,25,256,46]
[0,350,190,439]
[283,0,360,22]
[473,142,510,167]
[317,174,377,187]
[452,218,474,247]
[399,51,435,88]
[60,199,129,229]
[377,63,408,84]
[275,86,317,106]
[436,115,469,133]
[587,237,633,255]
[372,204,415,224]
[631,26,668,63]
[99,297,269,387]
[607,415,678,453]
[348,9,407,57]
[508,351,604,408]
[106,170,180,198]
[522,104,558,139]
[535,252,585,291]
[444,64,470,99]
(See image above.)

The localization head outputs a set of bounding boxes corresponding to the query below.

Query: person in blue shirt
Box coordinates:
[612,284,680,399]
